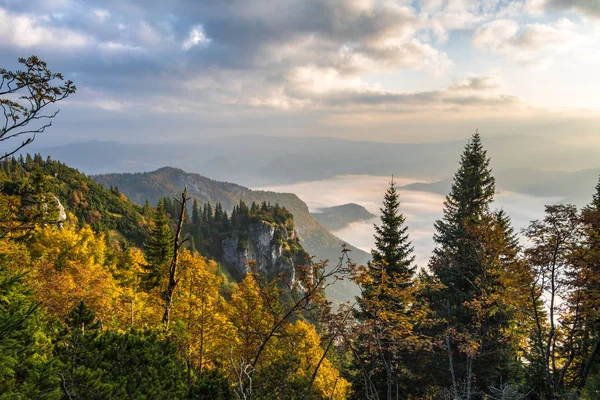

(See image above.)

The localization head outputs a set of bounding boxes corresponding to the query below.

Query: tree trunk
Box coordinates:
[577,336,600,396]
[162,190,188,329]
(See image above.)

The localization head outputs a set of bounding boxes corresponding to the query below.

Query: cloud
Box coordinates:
[92,9,110,22]
[97,41,145,54]
[135,21,163,46]
[182,25,210,50]
[0,0,598,143]
[472,18,580,67]
[0,7,90,49]
[547,0,600,18]
[448,76,503,91]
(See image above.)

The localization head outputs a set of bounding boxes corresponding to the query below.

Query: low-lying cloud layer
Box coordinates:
[258,174,557,268]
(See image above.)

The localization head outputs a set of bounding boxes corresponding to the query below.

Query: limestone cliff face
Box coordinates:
[52,194,67,223]
[221,220,305,283]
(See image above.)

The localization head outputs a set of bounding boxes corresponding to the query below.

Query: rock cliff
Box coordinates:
[221,220,306,283]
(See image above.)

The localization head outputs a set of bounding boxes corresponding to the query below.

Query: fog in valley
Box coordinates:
[258,175,561,268]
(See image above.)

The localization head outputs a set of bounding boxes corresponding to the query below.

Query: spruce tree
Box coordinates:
[428,131,524,395]
[143,199,173,289]
[433,131,495,252]
[430,131,496,299]
[191,199,201,227]
[353,179,420,399]
[371,178,416,280]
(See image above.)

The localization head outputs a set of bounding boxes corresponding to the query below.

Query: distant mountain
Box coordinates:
[312,203,376,232]
[401,180,452,196]
[517,168,600,206]
[400,167,600,207]
[94,167,371,304]
[32,134,600,187]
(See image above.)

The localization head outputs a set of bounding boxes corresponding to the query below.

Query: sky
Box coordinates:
[1,0,600,145]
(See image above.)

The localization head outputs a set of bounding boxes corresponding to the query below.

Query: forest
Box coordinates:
[1,58,600,400]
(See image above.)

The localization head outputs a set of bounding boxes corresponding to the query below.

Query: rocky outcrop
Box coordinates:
[221,221,305,283]
[52,194,67,223]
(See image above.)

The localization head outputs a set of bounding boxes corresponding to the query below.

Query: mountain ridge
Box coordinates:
[31,134,598,186]
[94,166,371,303]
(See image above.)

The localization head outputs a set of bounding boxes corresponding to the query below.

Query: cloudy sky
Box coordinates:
[1,0,600,144]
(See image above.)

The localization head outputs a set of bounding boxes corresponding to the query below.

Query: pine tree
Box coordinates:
[191,199,201,227]
[433,131,495,253]
[0,269,60,398]
[353,179,423,400]
[430,131,496,298]
[428,131,524,396]
[143,199,173,289]
[371,178,416,281]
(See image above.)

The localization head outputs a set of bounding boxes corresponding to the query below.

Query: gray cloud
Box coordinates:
[0,0,596,144]
[548,0,600,17]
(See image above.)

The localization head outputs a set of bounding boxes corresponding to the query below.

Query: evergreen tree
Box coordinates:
[430,131,496,298]
[428,131,524,396]
[352,179,423,400]
[371,178,416,281]
[192,199,201,227]
[56,301,112,400]
[433,131,495,253]
[143,199,173,289]
[0,270,59,398]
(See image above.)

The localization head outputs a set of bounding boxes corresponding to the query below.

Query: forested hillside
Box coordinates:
[311,203,376,232]
[1,59,599,398]
[0,155,352,399]
[94,167,369,303]
[4,132,600,399]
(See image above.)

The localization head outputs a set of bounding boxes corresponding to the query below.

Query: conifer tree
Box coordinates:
[371,178,415,281]
[429,131,524,396]
[191,199,201,227]
[190,199,203,252]
[433,131,495,253]
[0,268,59,398]
[143,199,173,289]
[353,179,423,400]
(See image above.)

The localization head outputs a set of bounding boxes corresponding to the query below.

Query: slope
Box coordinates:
[94,167,370,303]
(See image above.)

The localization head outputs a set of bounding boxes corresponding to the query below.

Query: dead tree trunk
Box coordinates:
[162,189,188,329]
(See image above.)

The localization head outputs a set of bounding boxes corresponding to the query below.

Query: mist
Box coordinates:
[257,175,560,268]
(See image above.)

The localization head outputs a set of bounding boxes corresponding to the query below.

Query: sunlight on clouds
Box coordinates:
[182,25,210,50]
[92,9,110,22]
[472,18,582,68]
[98,41,145,54]
[1,0,600,141]
[0,7,89,49]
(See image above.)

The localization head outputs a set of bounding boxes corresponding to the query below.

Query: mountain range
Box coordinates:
[31,134,598,190]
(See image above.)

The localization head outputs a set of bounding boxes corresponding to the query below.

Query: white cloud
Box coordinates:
[92,9,110,22]
[135,21,162,46]
[472,18,581,67]
[182,25,210,50]
[98,41,144,54]
[0,7,90,49]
